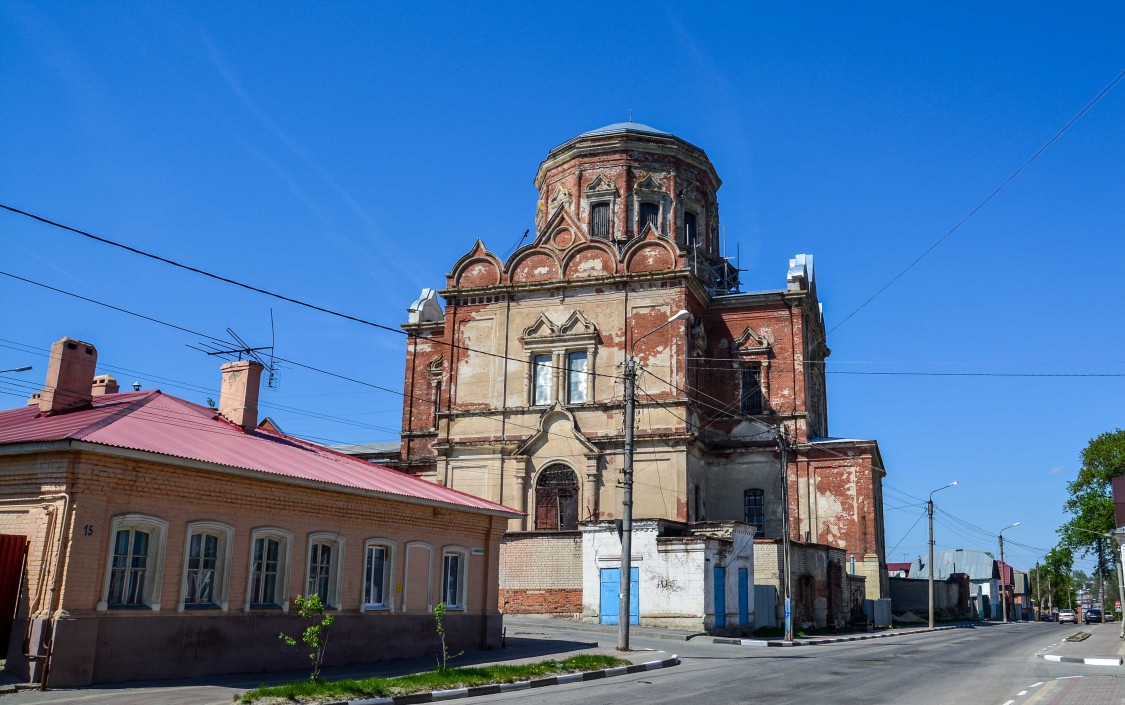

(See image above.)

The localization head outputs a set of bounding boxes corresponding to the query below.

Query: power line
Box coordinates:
[0,218,618,382]
[819,69,1125,342]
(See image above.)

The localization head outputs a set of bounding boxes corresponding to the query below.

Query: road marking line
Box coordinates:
[1017,690,1027,696]
[1030,682,1043,687]
[1002,700,1015,705]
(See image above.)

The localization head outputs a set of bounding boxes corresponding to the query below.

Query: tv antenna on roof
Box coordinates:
[187,310,279,389]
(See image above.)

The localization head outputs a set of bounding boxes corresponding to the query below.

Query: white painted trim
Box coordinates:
[245,527,293,612]
[97,513,169,612]
[361,538,396,612]
[304,531,345,609]
[440,545,469,610]
[178,520,234,612]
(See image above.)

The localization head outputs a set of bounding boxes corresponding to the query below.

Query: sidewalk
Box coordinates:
[1036,621,1125,666]
[505,614,982,647]
[0,635,672,705]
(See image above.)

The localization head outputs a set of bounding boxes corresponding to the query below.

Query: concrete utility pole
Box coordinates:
[927,481,957,629]
[1036,561,1042,620]
[619,356,637,651]
[618,309,689,652]
[999,522,1020,623]
[779,434,792,641]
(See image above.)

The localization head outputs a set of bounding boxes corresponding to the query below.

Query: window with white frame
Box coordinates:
[567,351,588,404]
[441,548,468,609]
[532,354,552,405]
[99,514,168,611]
[306,533,344,609]
[247,528,292,610]
[363,540,395,610]
[180,521,233,611]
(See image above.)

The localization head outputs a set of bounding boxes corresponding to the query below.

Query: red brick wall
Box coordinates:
[499,588,582,614]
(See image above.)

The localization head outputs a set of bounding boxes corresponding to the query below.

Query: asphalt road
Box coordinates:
[5,620,1121,704]
[488,621,1124,705]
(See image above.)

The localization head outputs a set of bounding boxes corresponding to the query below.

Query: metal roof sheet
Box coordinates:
[911,548,998,581]
[0,391,518,517]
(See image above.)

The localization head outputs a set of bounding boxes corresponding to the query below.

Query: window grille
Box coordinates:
[535,465,579,530]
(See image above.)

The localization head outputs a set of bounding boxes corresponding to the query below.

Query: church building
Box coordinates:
[395,123,888,623]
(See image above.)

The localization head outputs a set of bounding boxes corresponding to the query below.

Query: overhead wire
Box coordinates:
[815,69,1125,344]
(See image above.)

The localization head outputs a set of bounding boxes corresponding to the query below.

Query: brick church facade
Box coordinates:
[395,123,889,614]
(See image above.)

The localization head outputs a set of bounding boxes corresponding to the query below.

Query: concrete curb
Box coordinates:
[333,655,680,705]
[713,624,968,647]
[1039,654,1123,666]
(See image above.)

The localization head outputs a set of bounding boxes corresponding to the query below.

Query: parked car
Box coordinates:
[1106,612,1115,623]
[1040,612,1055,622]
[1058,609,1077,624]
[1084,608,1103,624]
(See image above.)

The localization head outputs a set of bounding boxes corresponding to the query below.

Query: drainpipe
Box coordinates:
[0,493,71,689]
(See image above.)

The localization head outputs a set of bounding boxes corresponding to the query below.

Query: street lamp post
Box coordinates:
[927,481,957,629]
[999,521,1020,623]
[1109,528,1125,638]
[618,308,690,651]
[0,366,32,374]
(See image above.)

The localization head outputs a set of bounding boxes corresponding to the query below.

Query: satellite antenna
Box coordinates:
[187,314,279,389]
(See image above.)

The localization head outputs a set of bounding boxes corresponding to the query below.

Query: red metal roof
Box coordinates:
[0,391,518,517]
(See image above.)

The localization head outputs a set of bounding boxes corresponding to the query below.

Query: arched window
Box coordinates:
[535,465,579,530]
[744,489,765,529]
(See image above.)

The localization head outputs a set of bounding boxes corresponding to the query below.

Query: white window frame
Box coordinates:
[305,532,344,610]
[531,354,553,406]
[566,350,589,405]
[245,527,293,612]
[362,539,396,611]
[98,513,169,611]
[178,520,234,612]
[440,546,469,610]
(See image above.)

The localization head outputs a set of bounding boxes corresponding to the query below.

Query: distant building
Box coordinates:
[912,548,1007,620]
[0,337,517,687]
[392,122,890,626]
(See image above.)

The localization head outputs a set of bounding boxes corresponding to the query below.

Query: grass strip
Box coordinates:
[1064,631,1091,642]
[237,653,631,704]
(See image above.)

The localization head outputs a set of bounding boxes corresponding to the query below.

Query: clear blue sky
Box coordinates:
[2,2,1123,575]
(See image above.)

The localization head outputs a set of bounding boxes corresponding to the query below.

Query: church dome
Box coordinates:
[577,122,672,138]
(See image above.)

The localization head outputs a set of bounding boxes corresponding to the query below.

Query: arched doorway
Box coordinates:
[534,465,579,530]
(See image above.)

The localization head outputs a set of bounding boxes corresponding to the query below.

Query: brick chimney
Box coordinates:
[38,337,97,414]
[91,374,120,396]
[219,360,263,431]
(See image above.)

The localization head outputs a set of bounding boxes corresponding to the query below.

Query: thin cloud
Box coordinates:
[1048,465,1066,474]
[201,34,427,291]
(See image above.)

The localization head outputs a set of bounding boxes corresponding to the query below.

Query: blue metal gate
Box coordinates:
[599,567,639,625]
[714,566,727,628]
[738,568,749,627]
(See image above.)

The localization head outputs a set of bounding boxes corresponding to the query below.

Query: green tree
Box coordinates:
[279,594,335,682]
[1031,546,1074,611]
[433,601,463,673]
[1059,429,1125,598]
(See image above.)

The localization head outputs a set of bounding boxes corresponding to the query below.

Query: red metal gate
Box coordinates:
[0,535,28,651]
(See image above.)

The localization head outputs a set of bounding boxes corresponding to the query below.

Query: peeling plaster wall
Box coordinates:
[581,521,754,631]
[395,127,890,615]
